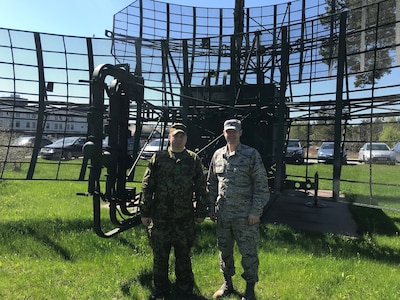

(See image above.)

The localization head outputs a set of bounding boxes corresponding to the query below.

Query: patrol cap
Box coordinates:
[223,119,241,131]
[170,123,187,135]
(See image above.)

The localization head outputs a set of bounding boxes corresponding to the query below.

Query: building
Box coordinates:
[0,95,88,137]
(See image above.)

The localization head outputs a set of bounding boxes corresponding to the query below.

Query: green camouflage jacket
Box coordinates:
[141,147,207,221]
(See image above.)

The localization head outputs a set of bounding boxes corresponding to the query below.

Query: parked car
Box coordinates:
[393,142,400,163]
[40,136,86,160]
[285,139,304,164]
[317,142,347,164]
[102,136,137,155]
[12,136,53,148]
[358,142,395,164]
[140,138,169,159]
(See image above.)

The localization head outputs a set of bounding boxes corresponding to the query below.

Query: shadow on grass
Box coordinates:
[1,218,149,261]
[120,270,209,299]
[0,219,94,261]
[3,204,399,265]
[119,270,152,298]
[260,204,400,264]
[1,217,216,261]
[118,222,216,299]
[4,196,399,295]
[25,226,73,261]
[349,205,399,236]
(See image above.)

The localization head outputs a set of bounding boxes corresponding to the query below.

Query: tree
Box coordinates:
[319,0,396,87]
[289,121,309,142]
[358,117,384,142]
[379,117,400,147]
[308,105,336,143]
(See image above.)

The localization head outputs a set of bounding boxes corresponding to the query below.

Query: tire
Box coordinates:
[64,151,72,160]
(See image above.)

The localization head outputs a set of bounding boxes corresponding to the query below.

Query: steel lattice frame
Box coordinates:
[0,0,400,210]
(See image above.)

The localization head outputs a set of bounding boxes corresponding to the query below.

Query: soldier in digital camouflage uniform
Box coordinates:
[140,123,208,300]
[207,119,270,300]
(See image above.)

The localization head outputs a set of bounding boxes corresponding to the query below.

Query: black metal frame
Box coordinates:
[83,64,144,238]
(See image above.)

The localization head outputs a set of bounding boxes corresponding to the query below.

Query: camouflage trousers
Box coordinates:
[148,219,196,294]
[216,218,260,283]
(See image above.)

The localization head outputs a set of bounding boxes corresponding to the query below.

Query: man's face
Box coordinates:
[168,132,187,151]
[223,129,242,145]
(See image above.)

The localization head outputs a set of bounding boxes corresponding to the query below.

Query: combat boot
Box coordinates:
[212,276,234,298]
[241,282,256,300]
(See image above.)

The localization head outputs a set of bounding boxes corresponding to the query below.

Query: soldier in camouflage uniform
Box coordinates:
[207,119,270,300]
[140,123,208,300]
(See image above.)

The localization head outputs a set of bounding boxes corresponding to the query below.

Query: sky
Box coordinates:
[1,0,397,123]
[0,0,290,37]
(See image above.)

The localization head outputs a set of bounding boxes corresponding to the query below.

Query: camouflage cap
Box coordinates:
[170,123,187,135]
[223,119,241,131]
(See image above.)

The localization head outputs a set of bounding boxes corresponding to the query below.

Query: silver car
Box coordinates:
[393,142,400,163]
[140,138,169,159]
[12,136,53,148]
[317,142,347,164]
[358,142,395,164]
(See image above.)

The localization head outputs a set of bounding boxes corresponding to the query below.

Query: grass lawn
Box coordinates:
[1,162,400,299]
[286,162,400,209]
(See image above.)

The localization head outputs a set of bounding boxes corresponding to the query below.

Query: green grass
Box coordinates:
[0,157,148,185]
[1,163,400,299]
[286,163,400,209]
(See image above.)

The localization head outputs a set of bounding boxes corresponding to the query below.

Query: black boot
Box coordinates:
[241,282,256,300]
[212,276,234,298]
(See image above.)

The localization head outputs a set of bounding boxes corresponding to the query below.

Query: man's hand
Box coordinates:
[248,214,260,225]
[141,217,152,227]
